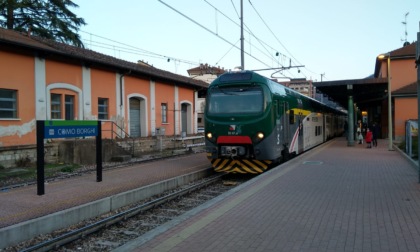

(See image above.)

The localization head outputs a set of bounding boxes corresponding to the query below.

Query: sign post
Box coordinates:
[416,22,420,183]
[36,120,45,195]
[96,122,102,182]
[36,120,101,195]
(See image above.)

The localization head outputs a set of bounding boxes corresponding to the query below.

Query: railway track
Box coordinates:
[6,173,253,252]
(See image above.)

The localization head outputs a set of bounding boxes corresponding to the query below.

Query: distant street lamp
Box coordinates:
[378,53,393,151]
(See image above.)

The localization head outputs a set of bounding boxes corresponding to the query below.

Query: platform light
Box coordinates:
[378,53,393,151]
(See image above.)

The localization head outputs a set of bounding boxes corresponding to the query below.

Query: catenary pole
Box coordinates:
[416,21,420,183]
[240,0,244,70]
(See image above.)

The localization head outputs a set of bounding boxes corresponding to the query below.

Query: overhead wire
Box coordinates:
[223,0,304,79]
[215,39,240,66]
[206,0,286,68]
[248,0,319,79]
[79,30,200,66]
[247,0,301,66]
[158,0,272,68]
[79,1,317,79]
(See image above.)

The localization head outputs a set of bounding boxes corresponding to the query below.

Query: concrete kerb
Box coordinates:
[0,168,213,249]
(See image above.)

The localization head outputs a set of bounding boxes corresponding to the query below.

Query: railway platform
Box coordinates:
[117,137,420,252]
[0,152,210,248]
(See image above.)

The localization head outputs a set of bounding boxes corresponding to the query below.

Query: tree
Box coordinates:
[0,0,86,47]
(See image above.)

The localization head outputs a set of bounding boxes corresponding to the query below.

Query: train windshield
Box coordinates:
[207,86,264,115]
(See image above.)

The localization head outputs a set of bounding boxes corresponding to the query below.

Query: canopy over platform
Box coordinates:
[313,77,388,146]
[313,78,388,108]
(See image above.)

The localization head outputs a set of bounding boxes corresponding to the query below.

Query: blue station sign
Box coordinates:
[44,120,98,139]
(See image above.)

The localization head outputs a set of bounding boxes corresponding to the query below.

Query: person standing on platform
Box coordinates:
[357,122,362,144]
[371,123,379,147]
[358,132,363,144]
[365,128,373,148]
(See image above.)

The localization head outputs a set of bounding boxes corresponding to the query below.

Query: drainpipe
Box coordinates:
[119,70,131,107]
[119,70,131,136]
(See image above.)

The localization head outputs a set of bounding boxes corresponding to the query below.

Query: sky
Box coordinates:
[71,0,419,82]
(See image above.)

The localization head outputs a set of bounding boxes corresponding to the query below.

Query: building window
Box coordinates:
[161,103,168,123]
[51,93,62,119]
[0,89,17,118]
[65,95,75,120]
[98,98,109,120]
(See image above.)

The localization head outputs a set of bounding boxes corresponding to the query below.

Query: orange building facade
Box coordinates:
[0,28,208,147]
[375,42,418,143]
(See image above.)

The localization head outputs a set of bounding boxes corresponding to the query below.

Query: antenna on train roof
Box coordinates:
[232,66,243,72]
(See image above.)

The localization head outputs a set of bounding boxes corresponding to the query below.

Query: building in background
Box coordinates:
[187,63,226,131]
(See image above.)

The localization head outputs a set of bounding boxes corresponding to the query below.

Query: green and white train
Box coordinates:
[204,70,346,174]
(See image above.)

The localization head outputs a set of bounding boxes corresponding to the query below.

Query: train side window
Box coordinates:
[289,109,295,124]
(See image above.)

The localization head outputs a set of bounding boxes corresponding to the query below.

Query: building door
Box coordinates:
[130,98,141,137]
[181,103,188,135]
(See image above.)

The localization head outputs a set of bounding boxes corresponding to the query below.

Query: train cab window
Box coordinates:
[289,110,295,124]
[207,86,263,115]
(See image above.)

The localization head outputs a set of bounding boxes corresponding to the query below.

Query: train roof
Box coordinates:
[210,70,346,115]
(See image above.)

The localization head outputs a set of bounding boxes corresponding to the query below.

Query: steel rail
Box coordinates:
[20,173,225,252]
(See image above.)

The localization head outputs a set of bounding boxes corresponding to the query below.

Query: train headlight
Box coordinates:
[206,132,213,139]
[257,132,264,139]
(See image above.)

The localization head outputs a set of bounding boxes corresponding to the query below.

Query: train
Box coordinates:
[204,70,346,174]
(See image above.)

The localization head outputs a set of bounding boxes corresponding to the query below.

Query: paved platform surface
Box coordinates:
[119,138,420,252]
[0,153,209,228]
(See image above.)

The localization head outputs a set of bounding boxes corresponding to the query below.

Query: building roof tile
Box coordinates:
[393,81,417,96]
[0,28,208,89]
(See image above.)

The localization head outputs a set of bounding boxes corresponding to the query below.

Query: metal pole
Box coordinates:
[416,21,420,182]
[36,120,45,195]
[388,56,393,151]
[96,121,102,182]
[347,94,355,146]
[240,0,244,70]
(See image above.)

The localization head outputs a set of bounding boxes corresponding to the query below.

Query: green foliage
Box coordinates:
[60,165,75,173]
[0,163,81,186]
[15,155,31,167]
[0,0,86,47]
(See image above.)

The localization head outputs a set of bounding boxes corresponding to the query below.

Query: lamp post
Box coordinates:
[378,53,393,150]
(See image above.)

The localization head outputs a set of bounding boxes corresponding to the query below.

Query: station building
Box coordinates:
[314,41,418,145]
[0,28,208,148]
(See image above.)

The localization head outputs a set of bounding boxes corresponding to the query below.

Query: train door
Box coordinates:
[297,99,304,154]
[280,101,289,146]
[297,112,304,154]
[279,101,291,160]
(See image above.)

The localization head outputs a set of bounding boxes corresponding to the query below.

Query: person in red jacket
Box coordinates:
[365,128,373,148]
